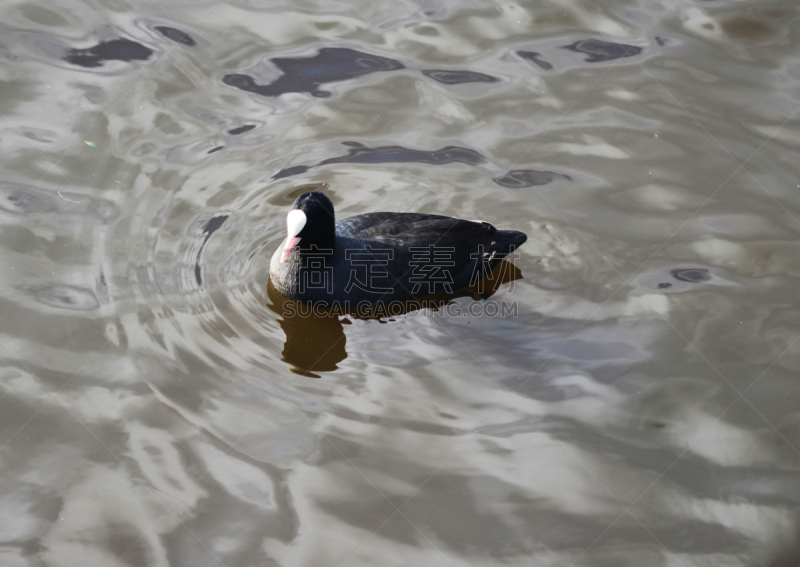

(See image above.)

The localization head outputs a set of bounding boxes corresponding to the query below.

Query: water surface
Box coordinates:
[1,0,800,565]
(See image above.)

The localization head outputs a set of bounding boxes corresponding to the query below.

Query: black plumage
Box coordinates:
[269,191,526,305]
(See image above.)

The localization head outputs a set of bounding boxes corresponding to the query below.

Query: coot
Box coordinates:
[269,191,526,305]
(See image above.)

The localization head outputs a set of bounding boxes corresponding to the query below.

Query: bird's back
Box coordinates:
[329,212,526,302]
[336,212,526,258]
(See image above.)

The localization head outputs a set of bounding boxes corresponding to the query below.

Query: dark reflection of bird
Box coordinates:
[267,260,523,377]
[266,281,346,377]
[269,191,526,306]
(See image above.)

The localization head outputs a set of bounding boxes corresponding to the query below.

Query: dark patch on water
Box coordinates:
[227,124,255,135]
[207,146,224,154]
[222,47,405,98]
[563,39,642,63]
[195,215,229,285]
[154,26,196,46]
[203,215,229,237]
[0,185,55,214]
[422,69,500,84]
[658,282,672,289]
[33,284,99,310]
[273,165,311,180]
[272,142,485,179]
[671,268,711,283]
[96,271,109,304]
[65,38,154,68]
[493,169,570,188]
[324,142,485,166]
[721,16,776,43]
[516,50,553,70]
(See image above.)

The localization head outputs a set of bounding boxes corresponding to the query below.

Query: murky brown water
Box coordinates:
[1,0,800,565]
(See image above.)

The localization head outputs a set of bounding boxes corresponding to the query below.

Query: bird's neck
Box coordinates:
[298,235,334,253]
[298,221,336,252]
